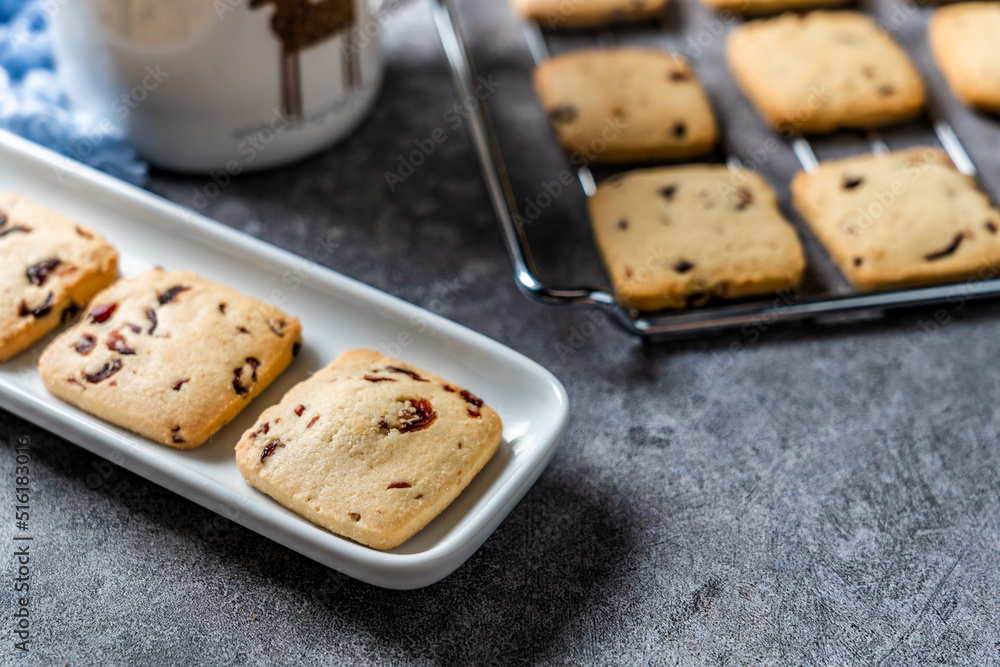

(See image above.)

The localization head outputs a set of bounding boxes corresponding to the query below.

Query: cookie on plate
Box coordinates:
[39,268,301,449]
[929,3,1000,112]
[235,349,502,551]
[510,0,667,28]
[699,0,848,16]
[589,165,805,311]
[791,147,1000,290]
[0,193,118,362]
[726,12,926,134]
[534,48,718,163]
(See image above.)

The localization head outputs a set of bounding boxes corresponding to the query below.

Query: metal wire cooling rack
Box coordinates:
[432,0,1000,339]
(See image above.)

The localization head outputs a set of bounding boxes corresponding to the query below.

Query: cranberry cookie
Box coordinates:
[235,349,502,551]
[929,3,1000,112]
[727,12,926,134]
[39,268,301,448]
[0,193,118,362]
[510,0,667,28]
[589,165,805,311]
[700,0,848,16]
[791,148,1000,290]
[534,49,718,163]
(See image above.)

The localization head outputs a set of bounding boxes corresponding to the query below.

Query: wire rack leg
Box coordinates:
[791,136,820,173]
[867,129,890,156]
[522,21,550,64]
[933,120,978,176]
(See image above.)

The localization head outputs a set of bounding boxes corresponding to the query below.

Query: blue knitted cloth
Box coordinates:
[0,0,147,184]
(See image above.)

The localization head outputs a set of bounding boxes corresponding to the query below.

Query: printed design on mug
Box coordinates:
[251,0,361,119]
[96,0,216,47]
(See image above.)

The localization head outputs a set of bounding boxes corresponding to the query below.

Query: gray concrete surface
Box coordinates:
[4,0,1000,664]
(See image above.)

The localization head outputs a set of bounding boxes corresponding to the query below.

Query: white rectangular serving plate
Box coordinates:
[0,130,569,590]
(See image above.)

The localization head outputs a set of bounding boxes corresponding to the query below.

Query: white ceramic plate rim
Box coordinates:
[0,130,569,589]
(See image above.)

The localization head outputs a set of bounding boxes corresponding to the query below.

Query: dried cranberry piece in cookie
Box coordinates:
[386,366,429,382]
[260,439,285,461]
[157,285,191,305]
[18,292,54,319]
[398,399,437,433]
[924,233,965,261]
[460,390,483,408]
[26,258,61,287]
[0,225,30,238]
[74,334,96,355]
[106,330,136,355]
[249,422,270,439]
[60,302,80,324]
[84,359,122,384]
[89,303,117,324]
[548,105,578,125]
[458,389,484,418]
[232,357,261,396]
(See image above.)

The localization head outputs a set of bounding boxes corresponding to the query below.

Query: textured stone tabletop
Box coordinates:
[4,0,1000,664]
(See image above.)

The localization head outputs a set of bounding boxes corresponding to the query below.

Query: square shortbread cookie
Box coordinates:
[700,0,848,16]
[929,3,1000,112]
[726,12,926,134]
[511,0,668,28]
[39,268,302,448]
[791,147,1000,290]
[589,165,805,311]
[534,49,719,164]
[0,193,118,362]
[235,349,503,551]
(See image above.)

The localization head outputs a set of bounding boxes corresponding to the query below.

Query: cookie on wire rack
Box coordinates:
[791,147,1000,290]
[727,12,926,134]
[929,2,1000,112]
[534,48,718,164]
[589,165,805,311]
[700,0,848,16]
[510,0,668,29]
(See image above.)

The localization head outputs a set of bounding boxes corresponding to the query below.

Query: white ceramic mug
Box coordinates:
[52,0,385,173]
